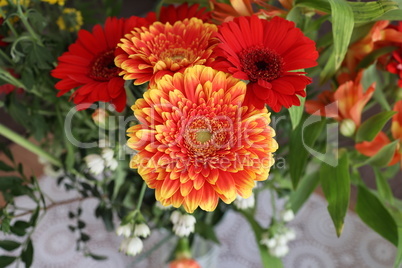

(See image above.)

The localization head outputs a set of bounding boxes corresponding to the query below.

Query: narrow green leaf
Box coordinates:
[288,95,305,130]
[360,140,399,167]
[355,185,398,245]
[350,0,399,24]
[87,253,108,261]
[0,240,20,251]
[361,64,391,111]
[0,161,14,172]
[289,116,326,188]
[357,46,398,69]
[320,153,350,237]
[289,171,320,213]
[0,176,23,191]
[240,211,283,268]
[375,9,402,21]
[373,167,394,204]
[0,144,14,162]
[295,0,331,13]
[0,256,16,267]
[327,0,354,70]
[355,111,396,142]
[21,239,33,268]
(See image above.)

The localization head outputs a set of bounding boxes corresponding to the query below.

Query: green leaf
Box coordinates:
[240,211,283,268]
[81,233,90,242]
[0,144,14,162]
[355,185,398,245]
[350,0,400,24]
[327,0,354,70]
[289,171,320,213]
[355,111,396,142]
[10,220,31,237]
[0,256,16,267]
[320,153,350,237]
[375,9,402,21]
[0,240,20,251]
[360,140,399,167]
[361,64,391,111]
[87,253,108,261]
[21,239,34,268]
[0,161,14,172]
[288,95,305,130]
[373,167,394,204]
[0,176,23,191]
[289,116,326,188]
[295,0,331,13]
[357,46,398,69]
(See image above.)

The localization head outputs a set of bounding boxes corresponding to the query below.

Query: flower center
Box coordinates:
[184,116,231,158]
[89,50,120,81]
[239,46,284,82]
[196,130,212,143]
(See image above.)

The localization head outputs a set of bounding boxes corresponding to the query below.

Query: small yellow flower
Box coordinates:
[56,8,83,32]
[41,0,65,5]
[0,0,30,7]
[0,0,30,18]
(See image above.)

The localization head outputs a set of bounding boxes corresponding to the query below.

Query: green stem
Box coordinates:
[0,68,26,90]
[0,123,61,167]
[125,82,136,107]
[0,8,19,37]
[136,182,147,210]
[17,4,44,46]
[0,49,13,65]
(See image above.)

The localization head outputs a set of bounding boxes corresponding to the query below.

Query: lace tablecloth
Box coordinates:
[0,176,396,268]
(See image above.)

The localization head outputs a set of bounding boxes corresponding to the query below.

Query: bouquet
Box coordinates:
[0,0,402,267]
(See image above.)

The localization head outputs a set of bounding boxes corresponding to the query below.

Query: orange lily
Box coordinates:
[355,100,402,166]
[209,0,288,23]
[305,71,375,130]
[344,20,402,78]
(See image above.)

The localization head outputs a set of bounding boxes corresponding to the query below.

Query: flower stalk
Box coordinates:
[0,123,61,167]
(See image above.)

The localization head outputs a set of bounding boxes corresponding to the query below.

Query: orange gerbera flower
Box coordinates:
[355,100,402,166]
[127,66,278,213]
[305,72,375,130]
[209,0,288,23]
[115,18,217,86]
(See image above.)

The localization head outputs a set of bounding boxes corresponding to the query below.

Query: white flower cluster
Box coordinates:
[233,193,255,210]
[116,222,150,256]
[170,210,196,237]
[260,227,296,258]
[280,209,295,223]
[84,147,118,175]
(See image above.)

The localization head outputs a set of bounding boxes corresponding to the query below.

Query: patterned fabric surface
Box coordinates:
[0,176,396,268]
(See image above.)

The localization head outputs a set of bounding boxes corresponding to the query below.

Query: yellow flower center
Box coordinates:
[196,130,212,143]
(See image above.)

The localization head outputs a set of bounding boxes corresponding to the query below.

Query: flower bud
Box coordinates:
[340,119,356,137]
[92,108,109,129]
[280,209,295,222]
[169,258,201,268]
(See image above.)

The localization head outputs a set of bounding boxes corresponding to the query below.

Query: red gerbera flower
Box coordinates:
[210,15,318,112]
[51,16,151,112]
